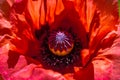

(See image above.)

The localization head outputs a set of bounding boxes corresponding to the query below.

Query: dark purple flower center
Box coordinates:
[34,25,83,73]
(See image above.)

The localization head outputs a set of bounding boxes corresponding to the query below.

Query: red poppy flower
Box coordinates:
[0,0,119,80]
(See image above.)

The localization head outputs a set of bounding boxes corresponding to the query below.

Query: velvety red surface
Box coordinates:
[0,0,119,80]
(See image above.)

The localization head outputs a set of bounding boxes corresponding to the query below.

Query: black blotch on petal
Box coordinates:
[35,23,49,40]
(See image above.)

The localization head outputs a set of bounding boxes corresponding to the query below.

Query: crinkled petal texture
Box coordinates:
[0,0,119,80]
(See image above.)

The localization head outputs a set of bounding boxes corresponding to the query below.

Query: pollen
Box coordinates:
[48,31,74,56]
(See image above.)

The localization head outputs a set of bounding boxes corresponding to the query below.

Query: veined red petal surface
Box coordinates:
[0,0,119,80]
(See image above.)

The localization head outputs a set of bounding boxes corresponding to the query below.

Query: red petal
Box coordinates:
[7,50,20,68]
[101,33,117,49]
[81,49,90,66]
[0,0,11,18]
[9,64,66,80]
[88,0,119,59]
[12,0,27,14]
[25,0,41,29]
[74,63,94,80]
[10,36,28,55]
